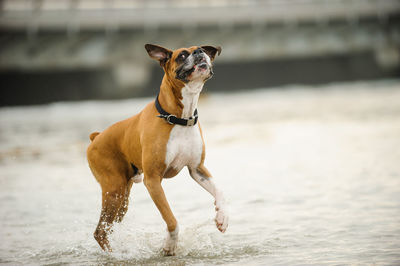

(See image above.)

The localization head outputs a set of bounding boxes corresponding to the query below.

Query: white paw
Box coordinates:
[132,174,143,183]
[215,207,229,233]
[162,225,179,256]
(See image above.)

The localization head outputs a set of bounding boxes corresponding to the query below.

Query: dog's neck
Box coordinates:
[158,77,204,119]
[181,81,203,118]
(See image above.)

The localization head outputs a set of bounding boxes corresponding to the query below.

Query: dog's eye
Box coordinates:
[177,51,189,61]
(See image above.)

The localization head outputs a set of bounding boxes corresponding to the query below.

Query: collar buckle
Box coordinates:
[187,117,196,126]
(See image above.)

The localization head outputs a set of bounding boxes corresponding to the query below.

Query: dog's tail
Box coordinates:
[89,132,100,142]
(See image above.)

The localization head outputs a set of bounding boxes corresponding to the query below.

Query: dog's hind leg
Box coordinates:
[115,164,143,223]
[93,175,127,252]
[114,178,134,223]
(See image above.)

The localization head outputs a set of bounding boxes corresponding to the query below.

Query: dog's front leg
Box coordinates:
[189,165,229,233]
[144,176,178,256]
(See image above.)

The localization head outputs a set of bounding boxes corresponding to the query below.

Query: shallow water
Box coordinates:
[1,80,400,265]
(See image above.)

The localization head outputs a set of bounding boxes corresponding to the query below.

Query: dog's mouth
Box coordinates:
[195,61,208,71]
[176,59,210,82]
[188,60,208,74]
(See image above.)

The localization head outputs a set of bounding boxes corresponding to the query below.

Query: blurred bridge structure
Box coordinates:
[1,0,400,105]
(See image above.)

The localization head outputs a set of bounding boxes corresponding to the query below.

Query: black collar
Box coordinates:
[155,94,198,126]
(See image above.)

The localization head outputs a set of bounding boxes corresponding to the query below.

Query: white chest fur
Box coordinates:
[165,124,203,172]
[164,81,204,172]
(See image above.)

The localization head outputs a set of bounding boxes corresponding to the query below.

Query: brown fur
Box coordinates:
[89,132,100,141]
[87,44,220,252]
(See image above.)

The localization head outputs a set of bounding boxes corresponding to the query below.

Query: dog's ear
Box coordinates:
[145,44,173,67]
[201,45,222,61]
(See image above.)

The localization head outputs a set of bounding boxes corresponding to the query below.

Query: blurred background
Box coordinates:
[0,0,399,106]
[1,1,400,265]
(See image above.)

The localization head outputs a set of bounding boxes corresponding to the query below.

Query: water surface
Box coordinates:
[1,80,400,265]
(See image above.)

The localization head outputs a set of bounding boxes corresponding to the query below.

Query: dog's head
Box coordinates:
[145,44,221,84]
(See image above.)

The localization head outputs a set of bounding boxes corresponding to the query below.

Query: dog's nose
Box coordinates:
[193,48,203,56]
[193,48,204,64]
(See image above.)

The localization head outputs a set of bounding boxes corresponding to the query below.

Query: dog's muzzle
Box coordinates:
[176,49,212,82]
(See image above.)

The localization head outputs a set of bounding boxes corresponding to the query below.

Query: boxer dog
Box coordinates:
[87,44,229,255]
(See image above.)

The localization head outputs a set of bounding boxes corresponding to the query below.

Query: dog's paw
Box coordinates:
[162,226,178,256]
[162,245,176,256]
[215,207,229,233]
